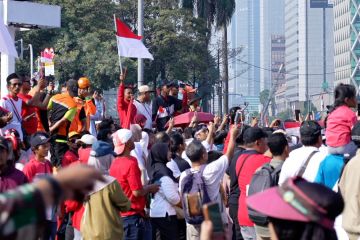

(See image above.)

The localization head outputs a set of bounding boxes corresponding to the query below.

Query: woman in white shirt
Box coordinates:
[146,143,181,240]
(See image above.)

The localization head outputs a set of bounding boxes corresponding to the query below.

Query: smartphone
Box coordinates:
[234,110,242,124]
[358,103,360,116]
[202,202,224,233]
[295,110,301,121]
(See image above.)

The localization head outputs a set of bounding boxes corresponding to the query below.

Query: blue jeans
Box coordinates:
[123,215,152,240]
[240,226,256,240]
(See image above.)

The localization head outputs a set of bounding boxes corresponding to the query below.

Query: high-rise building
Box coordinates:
[228,0,261,106]
[334,0,360,87]
[259,0,285,91]
[271,35,286,86]
[284,0,334,110]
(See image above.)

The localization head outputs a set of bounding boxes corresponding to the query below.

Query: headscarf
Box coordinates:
[146,143,177,183]
[87,150,115,195]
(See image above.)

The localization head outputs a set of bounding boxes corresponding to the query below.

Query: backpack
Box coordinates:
[180,165,211,225]
[247,163,282,226]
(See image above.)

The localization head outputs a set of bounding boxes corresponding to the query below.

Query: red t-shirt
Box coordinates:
[236,152,271,226]
[23,157,53,182]
[109,155,145,217]
[18,93,38,135]
[62,150,79,167]
[78,147,91,164]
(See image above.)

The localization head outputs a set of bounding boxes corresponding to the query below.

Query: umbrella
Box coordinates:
[0,21,18,57]
[166,112,214,127]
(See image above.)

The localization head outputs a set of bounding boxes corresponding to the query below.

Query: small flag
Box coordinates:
[115,18,154,60]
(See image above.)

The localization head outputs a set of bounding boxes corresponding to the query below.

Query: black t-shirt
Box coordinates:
[227,148,261,205]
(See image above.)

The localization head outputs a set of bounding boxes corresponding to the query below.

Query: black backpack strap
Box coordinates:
[298,151,318,177]
[236,154,253,179]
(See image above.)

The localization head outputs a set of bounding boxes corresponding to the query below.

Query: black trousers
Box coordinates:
[177,219,186,240]
[229,203,243,240]
[151,215,178,240]
[50,140,68,167]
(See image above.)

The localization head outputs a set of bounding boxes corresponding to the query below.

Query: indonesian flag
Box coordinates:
[115,18,154,60]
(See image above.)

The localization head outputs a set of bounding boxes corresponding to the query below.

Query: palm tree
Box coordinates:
[214,0,235,114]
[182,0,235,114]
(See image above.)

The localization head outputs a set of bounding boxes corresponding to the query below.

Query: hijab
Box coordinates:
[87,150,115,195]
[146,143,177,183]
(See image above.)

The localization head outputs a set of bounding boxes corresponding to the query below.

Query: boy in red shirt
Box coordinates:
[109,129,159,240]
[23,132,52,182]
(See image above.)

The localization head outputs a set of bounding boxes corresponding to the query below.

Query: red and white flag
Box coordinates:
[115,18,153,60]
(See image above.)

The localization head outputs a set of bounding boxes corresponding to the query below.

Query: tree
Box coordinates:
[259,89,270,107]
[16,0,217,98]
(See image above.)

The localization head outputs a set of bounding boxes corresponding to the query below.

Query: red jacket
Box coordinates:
[117,82,136,129]
[62,150,79,167]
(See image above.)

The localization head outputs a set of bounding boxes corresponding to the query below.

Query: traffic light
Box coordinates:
[15,39,23,59]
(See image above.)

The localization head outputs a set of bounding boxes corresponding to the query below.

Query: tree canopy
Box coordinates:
[15,0,218,95]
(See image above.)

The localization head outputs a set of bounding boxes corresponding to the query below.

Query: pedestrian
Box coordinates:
[226,125,249,240]
[48,79,78,167]
[62,132,81,167]
[247,177,344,240]
[179,125,238,239]
[69,77,97,133]
[147,143,181,240]
[78,133,97,164]
[326,83,358,157]
[109,129,160,240]
[152,81,182,131]
[339,121,360,240]
[278,121,325,185]
[81,140,131,240]
[23,132,57,240]
[235,127,270,240]
[117,68,136,129]
[134,85,153,130]
[0,136,27,192]
[249,133,289,240]
[89,91,105,137]
[0,73,24,141]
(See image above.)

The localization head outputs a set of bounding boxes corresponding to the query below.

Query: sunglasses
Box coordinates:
[69,139,78,144]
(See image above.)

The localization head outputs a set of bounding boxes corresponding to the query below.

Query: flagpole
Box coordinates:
[113,14,123,75]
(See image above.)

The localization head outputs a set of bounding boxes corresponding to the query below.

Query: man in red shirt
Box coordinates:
[117,68,136,129]
[62,132,81,167]
[109,128,159,240]
[236,127,270,239]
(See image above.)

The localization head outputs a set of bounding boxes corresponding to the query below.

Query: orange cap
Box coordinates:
[78,77,90,89]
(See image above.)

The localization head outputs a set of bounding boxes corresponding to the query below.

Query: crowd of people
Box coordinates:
[0,70,359,240]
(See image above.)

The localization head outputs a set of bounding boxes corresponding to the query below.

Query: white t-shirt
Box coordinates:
[0,97,23,141]
[133,99,153,130]
[179,155,229,223]
[278,146,326,185]
[150,176,180,218]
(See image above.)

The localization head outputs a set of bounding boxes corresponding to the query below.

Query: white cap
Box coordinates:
[78,134,97,145]
[112,129,133,155]
[138,85,153,93]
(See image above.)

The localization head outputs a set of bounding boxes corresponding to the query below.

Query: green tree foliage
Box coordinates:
[16,0,217,94]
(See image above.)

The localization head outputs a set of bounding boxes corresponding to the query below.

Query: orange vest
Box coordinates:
[69,97,96,133]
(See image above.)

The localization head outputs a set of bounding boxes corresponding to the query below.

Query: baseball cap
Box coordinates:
[68,131,81,139]
[30,132,50,148]
[78,134,97,145]
[91,140,116,157]
[352,121,360,142]
[138,85,153,93]
[112,129,133,155]
[300,120,321,138]
[243,127,268,144]
[247,177,343,229]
